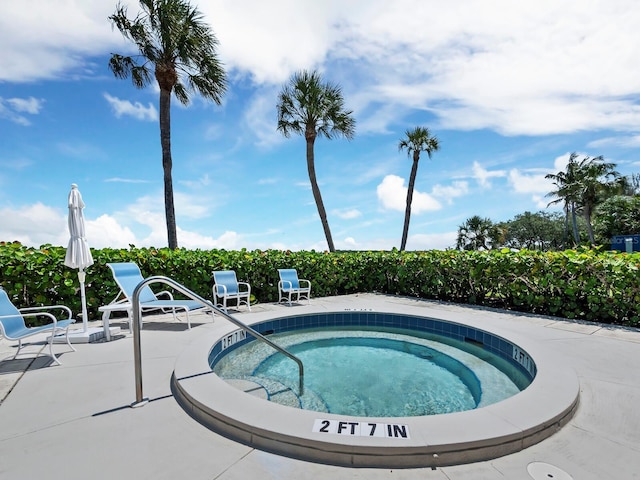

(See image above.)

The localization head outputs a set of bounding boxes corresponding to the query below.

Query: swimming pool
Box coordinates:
[173,300,578,468]
[212,327,530,417]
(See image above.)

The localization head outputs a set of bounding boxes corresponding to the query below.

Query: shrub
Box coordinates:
[0,242,638,327]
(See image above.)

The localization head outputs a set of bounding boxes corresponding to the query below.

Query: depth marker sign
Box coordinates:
[313,419,410,439]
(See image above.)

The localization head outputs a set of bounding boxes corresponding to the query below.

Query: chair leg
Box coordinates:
[12,339,23,360]
[47,333,62,365]
[63,326,77,352]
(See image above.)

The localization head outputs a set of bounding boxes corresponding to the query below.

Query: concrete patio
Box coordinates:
[1,293,639,480]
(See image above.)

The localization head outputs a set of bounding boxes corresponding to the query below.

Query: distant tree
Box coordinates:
[593,195,640,243]
[621,173,640,196]
[276,70,356,252]
[109,0,226,249]
[572,156,624,244]
[545,153,582,246]
[398,127,440,251]
[456,215,501,251]
[632,173,640,195]
[501,211,566,251]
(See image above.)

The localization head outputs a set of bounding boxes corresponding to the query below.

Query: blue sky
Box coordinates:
[1,0,639,251]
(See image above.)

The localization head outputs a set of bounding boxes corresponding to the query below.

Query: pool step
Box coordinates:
[224,378,269,400]
[223,376,329,412]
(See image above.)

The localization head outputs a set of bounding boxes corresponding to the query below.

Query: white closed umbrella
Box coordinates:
[64,183,94,333]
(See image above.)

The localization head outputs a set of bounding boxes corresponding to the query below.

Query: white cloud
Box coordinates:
[0,1,123,82]
[121,191,212,227]
[376,175,441,214]
[258,178,279,185]
[507,168,552,195]
[0,97,44,126]
[243,87,283,147]
[472,161,506,188]
[0,203,67,246]
[532,195,551,210]
[105,177,152,184]
[4,1,640,137]
[202,1,338,84]
[173,229,242,250]
[431,181,469,204]
[179,174,212,189]
[88,214,137,249]
[104,93,157,121]
[333,208,362,220]
[0,200,255,251]
[203,123,223,141]
[341,237,358,248]
[7,97,44,114]
[588,135,640,149]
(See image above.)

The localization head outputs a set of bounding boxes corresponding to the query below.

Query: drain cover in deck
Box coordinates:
[527,462,573,480]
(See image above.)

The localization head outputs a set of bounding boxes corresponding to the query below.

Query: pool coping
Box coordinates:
[172,303,580,468]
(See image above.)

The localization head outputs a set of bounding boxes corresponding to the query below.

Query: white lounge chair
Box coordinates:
[212,270,251,312]
[0,288,76,365]
[277,269,311,306]
[99,262,209,338]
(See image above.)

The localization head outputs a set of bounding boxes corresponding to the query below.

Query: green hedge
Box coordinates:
[1,242,638,327]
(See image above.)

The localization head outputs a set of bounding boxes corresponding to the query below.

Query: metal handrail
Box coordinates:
[130,276,304,407]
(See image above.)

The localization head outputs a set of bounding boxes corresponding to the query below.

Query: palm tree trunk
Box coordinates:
[400,154,420,251]
[570,202,580,245]
[583,207,595,244]
[306,136,335,252]
[159,87,178,249]
[562,203,570,248]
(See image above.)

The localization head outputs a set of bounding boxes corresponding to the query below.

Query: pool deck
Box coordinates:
[1,293,639,479]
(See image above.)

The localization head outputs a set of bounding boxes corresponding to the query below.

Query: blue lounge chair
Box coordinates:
[277,269,311,306]
[212,270,251,312]
[0,288,76,365]
[99,262,209,336]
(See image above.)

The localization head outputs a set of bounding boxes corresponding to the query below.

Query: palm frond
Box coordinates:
[276,69,354,141]
[109,0,226,102]
[398,126,440,159]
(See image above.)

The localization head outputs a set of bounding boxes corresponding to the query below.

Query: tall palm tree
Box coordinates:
[546,153,623,245]
[545,153,581,246]
[109,0,226,249]
[573,155,623,244]
[276,70,356,252]
[398,127,440,251]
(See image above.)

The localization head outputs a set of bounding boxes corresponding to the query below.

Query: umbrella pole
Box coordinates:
[78,269,89,333]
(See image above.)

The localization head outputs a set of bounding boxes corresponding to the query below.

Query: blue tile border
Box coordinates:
[208,312,537,384]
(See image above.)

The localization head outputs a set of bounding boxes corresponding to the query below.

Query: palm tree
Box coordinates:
[546,153,623,245]
[545,153,581,246]
[398,127,440,251]
[109,0,226,249]
[456,215,500,251]
[573,155,623,244]
[276,70,356,252]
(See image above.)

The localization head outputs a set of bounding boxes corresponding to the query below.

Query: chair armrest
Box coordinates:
[18,311,60,328]
[279,280,293,290]
[155,290,174,300]
[99,302,132,312]
[20,304,73,320]
[238,282,251,293]
[214,284,228,296]
[299,279,311,289]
